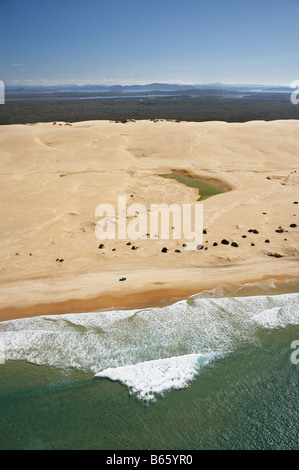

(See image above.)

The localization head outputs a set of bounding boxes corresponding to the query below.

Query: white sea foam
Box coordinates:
[251,304,299,329]
[0,291,298,400]
[95,353,219,401]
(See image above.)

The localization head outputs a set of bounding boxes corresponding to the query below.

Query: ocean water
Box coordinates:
[0,279,298,450]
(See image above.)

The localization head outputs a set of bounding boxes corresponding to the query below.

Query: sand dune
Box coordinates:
[0,119,298,320]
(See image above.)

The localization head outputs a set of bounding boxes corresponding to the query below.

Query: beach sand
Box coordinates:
[0,119,298,321]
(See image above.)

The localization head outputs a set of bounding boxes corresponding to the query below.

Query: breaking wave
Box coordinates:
[0,286,298,401]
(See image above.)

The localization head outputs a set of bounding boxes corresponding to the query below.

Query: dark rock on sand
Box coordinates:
[268,253,284,258]
[161,247,168,253]
[221,239,230,245]
[231,242,238,247]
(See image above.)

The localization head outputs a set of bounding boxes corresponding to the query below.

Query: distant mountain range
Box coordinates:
[5,82,293,95]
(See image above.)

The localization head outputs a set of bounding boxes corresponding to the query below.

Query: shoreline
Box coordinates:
[1,273,298,322]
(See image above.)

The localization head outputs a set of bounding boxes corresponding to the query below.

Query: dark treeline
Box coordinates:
[1,93,299,125]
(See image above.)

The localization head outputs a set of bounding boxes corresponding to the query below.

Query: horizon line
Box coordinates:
[4,81,293,88]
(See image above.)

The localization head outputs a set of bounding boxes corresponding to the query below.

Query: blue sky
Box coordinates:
[1,0,299,86]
